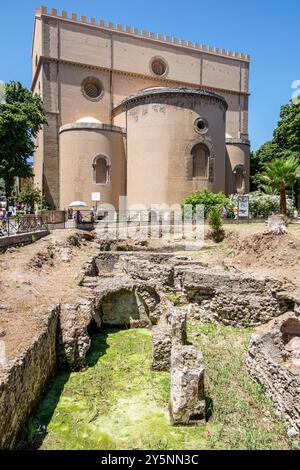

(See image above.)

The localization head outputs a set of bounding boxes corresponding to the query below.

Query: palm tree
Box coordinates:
[260,156,300,214]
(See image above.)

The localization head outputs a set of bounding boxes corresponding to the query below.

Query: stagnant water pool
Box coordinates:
[19,327,291,450]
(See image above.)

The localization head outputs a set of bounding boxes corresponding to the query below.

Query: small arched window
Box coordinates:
[192,144,209,179]
[93,156,110,184]
[233,165,245,194]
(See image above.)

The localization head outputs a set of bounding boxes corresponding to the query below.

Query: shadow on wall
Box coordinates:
[43,175,56,209]
[99,289,151,328]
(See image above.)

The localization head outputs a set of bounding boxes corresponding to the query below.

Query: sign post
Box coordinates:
[91,192,101,212]
[237,195,250,223]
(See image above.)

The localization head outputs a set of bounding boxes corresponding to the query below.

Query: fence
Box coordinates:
[37,210,96,229]
[37,210,67,229]
[0,216,48,238]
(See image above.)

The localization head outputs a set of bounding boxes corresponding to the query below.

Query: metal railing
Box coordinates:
[0,216,48,238]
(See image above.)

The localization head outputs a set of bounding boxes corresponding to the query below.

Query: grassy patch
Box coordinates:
[187,323,290,450]
[24,326,291,450]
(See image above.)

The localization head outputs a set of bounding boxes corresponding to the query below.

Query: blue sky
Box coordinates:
[0,0,299,150]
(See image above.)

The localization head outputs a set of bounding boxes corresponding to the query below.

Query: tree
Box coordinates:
[0,81,47,204]
[0,178,4,198]
[18,183,43,211]
[208,207,225,243]
[260,157,300,214]
[274,100,300,154]
[251,100,300,204]
[250,141,282,191]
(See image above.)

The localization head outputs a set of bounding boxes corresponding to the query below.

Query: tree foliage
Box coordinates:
[230,192,295,218]
[208,207,225,243]
[182,189,233,218]
[273,101,300,153]
[251,100,300,204]
[0,178,4,198]
[18,183,43,209]
[0,81,47,202]
[260,157,300,214]
[250,141,282,190]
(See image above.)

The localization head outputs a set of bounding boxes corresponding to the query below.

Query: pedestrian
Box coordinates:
[0,208,7,232]
[90,207,96,223]
[74,210,83,225]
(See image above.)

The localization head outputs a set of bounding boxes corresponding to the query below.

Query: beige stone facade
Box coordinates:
[32,6,250,210]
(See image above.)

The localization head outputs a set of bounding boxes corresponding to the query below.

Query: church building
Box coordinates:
[32,6,250,210]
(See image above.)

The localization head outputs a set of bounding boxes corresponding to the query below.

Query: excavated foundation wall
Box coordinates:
[0,306,59,449]
[247,313,300,432]
[0,250,298,448]
[84,252,295,327]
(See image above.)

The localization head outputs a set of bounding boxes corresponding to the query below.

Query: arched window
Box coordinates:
[233,165,245,194]
[192,144,209,178]
[93,156,110,184]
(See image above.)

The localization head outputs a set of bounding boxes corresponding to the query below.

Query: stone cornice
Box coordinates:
[226,138,250,146]
[31,56,250,99]
[59,122,126,135]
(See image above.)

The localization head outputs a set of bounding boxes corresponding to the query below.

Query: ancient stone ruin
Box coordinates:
[151,307,205,425]
[152,308,187,371]
[152,317,172,371]
[1,247,299,448]
[54,251,296,373]
[170,345,205,425]
[247,312,300,433]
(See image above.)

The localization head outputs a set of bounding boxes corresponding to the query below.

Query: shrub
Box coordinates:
[229,191,295,218]
[182,190,233,218]
[167,292,181,306]
[208,207,225,243]
[18,183,43,210]
[67,234,81,247]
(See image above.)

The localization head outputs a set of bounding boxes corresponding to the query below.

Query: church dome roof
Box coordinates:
[113,87,228,114]
[76,117,102,124]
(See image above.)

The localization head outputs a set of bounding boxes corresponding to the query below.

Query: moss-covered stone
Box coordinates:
[22,326,292,450]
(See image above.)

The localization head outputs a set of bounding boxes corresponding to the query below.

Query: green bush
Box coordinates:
[229,191,295,218]
[182,190,233,218]
[208,207,225,243]
[167,292,181,306]
[67,234,81,247]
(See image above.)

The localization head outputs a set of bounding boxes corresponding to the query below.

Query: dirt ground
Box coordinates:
[1,221,300,369]
[189,222,300,291]
[0,230,99,365]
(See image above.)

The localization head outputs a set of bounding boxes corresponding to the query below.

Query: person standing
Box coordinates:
[90,207,96,223]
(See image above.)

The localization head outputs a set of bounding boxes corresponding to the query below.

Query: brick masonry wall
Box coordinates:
[0,306,59,449]
[43,113,60,208]
[0,230,49,250]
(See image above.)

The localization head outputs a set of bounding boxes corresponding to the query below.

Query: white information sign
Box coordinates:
[92,192,101,202]
[238,196,250,218]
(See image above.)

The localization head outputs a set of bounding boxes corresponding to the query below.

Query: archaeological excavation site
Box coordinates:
[0,225,300,451]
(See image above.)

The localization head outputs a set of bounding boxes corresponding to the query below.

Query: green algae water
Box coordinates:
[24,327,291,450]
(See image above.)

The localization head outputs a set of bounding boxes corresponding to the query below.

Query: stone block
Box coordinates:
[152,320,172,371]
[170,308,187,345]
[152,308,187,371]
[170,345,205,425]
[247,313,300,431]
